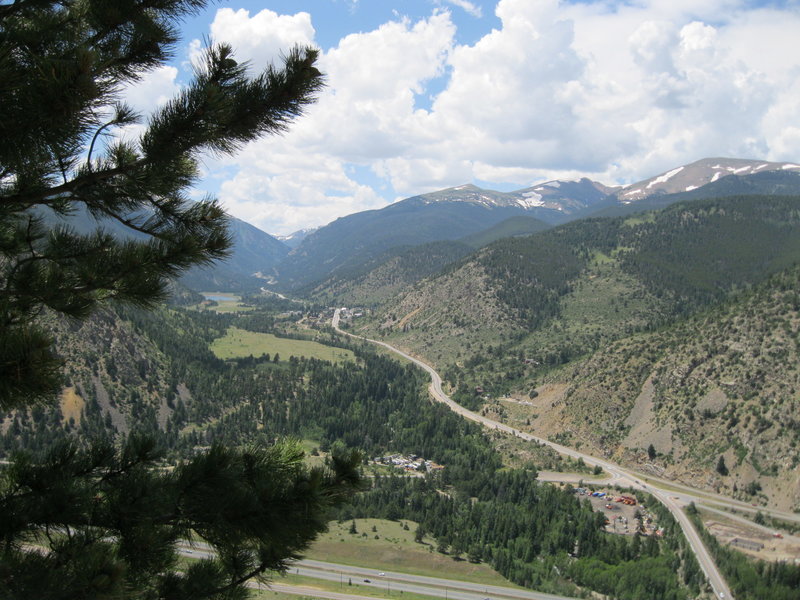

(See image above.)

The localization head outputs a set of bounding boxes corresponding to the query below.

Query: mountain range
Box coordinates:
[268,157,800,297]
[44,156,800,300]
[64,156,785,295]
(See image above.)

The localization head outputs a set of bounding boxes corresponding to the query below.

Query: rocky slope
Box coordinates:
[545,267,800,510]
[0,308,176,455]
[356,195,800,508]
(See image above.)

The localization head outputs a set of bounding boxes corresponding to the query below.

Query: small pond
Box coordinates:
[203,294,238,302]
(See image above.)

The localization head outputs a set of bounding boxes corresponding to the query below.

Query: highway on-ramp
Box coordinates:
[332,310,733,600]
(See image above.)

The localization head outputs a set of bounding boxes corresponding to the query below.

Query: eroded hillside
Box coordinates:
[356,196,800,508]
[552,270,800,510]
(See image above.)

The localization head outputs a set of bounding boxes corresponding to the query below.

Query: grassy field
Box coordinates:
[196,292,255,313]
[305,519,517,588]
[180,551,442,600]
[180,517,513,600]
[253,573,441,600]
[211,327,356,363]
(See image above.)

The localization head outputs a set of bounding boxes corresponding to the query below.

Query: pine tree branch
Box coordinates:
[86,123,118,173]
[90,203,176,242]
[43,524,57,549]
[0,215,43,295]
[3,163,137,207]
[198,561,270,599]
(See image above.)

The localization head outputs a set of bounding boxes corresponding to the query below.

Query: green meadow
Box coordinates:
[211,327,356,363]
[305,519,517,587]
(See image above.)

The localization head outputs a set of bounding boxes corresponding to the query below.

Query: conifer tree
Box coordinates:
[0,2,363,598]
[0,0,323,409]
[716,455,729,476]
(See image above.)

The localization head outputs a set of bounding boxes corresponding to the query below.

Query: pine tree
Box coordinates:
[0,2,362,598]
[1,436,363,599]
[414,523,426,543]
[0,0,323,409]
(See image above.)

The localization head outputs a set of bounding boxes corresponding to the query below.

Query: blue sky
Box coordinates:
[180,1,503,52]
[123,0,800,235]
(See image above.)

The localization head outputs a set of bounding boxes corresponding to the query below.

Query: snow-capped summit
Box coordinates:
[617,158,800,203]
[276,228,318,249]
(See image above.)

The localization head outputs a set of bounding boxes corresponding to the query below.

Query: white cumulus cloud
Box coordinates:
[186,0,800,233]
[204,9,456,234]
[440,0,483,18]
[204,8,316,71]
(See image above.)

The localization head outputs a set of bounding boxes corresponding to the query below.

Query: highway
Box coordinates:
[332,310,733,600]
[179,543,579,600]
[292,559,578,600]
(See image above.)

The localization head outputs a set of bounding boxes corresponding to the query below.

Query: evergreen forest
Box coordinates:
[0,301,706,599]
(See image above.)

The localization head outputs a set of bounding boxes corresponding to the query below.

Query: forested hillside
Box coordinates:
[550,266,800,507]
[307,215,553,308]
[1,305,493,492]
[345,473,704,600]
[306,240,474,306]
[360,195,800,507]
[276,195,548,292]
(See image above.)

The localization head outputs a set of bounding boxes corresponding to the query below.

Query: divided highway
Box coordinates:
[332,310,733,600]
[179,543,579,600]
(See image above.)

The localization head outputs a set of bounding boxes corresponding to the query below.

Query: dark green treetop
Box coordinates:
[1,436,363,599]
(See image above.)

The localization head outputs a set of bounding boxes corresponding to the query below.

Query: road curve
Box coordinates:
[332,310,733,600]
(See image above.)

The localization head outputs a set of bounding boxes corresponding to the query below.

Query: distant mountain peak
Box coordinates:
[617,157,800,202]
[414,184,520,209]
[410,178,616,215]
[276,227,318,249]
[509,177,617,214]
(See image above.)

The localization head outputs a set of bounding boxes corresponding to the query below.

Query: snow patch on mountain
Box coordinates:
[712,164,757,174]
[519,191,545,208]
[277,228,315,242]
[647,166,684,189]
